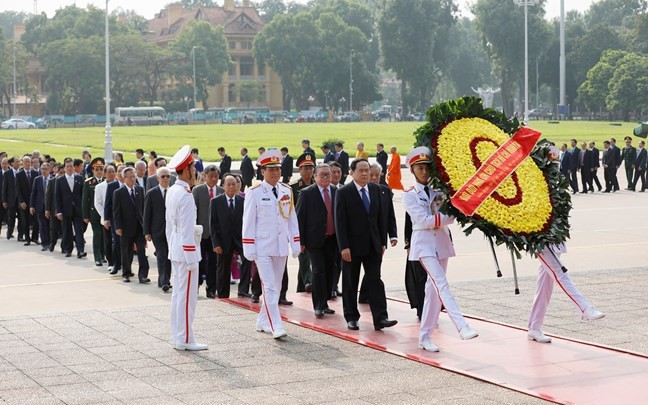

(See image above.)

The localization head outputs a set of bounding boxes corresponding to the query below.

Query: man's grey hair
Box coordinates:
[122,167,135,177]
[369,162,382,172]
[314,163,331,174]
[204,164,220,174]
[134,160,147,169]
[157,166,170,177]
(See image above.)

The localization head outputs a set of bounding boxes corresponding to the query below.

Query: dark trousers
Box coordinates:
[631,169,646,191]
[120,226,149,279]
[580,169,591,193]
[625,165,634,187]
[20,208,37,242]
[90,218,104,263]
[408,261,427,320]
[0,204,5,235]
[252,262,288,299]
[111,226,122,271]
[569,170,579,192]
[49,215,63,250]
[591,168,602,190]
[199,238,218,293]
[4,206,17,238]
[153,236,171,287]
[342,250,388,325]
[61,215,85,254]
[36,210,50,246]
[237,252,252,295]
[612,167,620,191]
[604,167,615,191]
[296,251,311,292]
[103,227,113,265]
[216,247,250,298]
[308,237,337,311]
[331,251,342,293]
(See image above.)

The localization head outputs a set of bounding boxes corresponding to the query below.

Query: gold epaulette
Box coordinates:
[404,185,415,192]
[249,183,262,190]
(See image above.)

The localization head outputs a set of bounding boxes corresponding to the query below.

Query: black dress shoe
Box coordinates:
[251,295,260,303]
[101,259,107,263]
[17,237,24,242]
[95,261,102,266]
[279,298,293,305]
[347,321,359,330]
[330,290,337,298]
[374,319,398,331]
[323,308,335,314]
[65,252,72,257]
[314,309,324,317]
[206,291,216,299]
[32,238,39,244]
[162,284,170,292]
[109,267,119,275]
[41,247,48,251]
[138,278,150,284]
[123,277,131,283]
[48,244,55,252]
[24,241,31,246]
[304,283,312,293]
[77,252,87,258]
[6,235,14,240]
[238,292,252,298]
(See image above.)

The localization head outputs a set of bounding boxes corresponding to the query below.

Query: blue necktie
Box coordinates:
[360,187,370,214]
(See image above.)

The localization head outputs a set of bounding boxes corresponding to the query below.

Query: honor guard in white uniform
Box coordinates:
[242,150,300,339]
[402,147,478,352]
[528,244,605,343]
[166,145,207,351]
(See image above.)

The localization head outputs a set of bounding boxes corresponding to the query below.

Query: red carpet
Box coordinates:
[224,294,648,405]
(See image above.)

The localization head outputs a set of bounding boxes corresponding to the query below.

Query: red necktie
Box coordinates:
[323,187,334,236]
[209,187,214,199]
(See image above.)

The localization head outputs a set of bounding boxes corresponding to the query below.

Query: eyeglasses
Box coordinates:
[317,173,331,178]
[159,175,170,179]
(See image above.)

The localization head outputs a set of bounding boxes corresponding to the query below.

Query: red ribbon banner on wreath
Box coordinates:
[450,127,542,216]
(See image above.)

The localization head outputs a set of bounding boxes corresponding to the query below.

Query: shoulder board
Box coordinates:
[404,186,415,192]
[249,183,261,190]
[185,187,191,193]
[278,182,292,190]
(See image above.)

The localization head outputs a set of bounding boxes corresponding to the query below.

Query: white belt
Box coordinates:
[412,224,440,231]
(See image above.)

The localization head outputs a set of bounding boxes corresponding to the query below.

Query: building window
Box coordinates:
[228,84,236,104]
[241,40,253,50]
[228,60,236,79]
[229,41,236,49]
[239,57,254,79]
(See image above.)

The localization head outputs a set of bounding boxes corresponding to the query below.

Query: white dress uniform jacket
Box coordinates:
[166,179,202,263]
[403,183,455,260]
[242,181,300,259]
[94,180,109,222]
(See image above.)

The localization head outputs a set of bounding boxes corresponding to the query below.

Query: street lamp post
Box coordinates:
[516,0,538,124]
[349,49,354,112]
[559,0,566,118]
[13,46,17,117]
[192,46,198,111]
[104,0,113,163]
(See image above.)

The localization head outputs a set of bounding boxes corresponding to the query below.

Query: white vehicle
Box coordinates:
[1,118,36,129]
[114,106,166,126]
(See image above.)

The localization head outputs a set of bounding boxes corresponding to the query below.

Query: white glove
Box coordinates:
[193,225,203,245]
[247,254,257,262]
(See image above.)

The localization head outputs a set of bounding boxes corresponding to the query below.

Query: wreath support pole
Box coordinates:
[488,238,502,278]
[547,248,568,273]
[509,249,520,295]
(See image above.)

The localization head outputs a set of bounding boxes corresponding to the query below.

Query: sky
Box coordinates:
[2,0,597,20]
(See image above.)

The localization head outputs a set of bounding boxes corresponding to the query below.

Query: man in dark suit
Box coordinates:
[239,147,254,191]
[630,140,647,191]
[55,157,86,258]
[321,144,335,163]
[134,160,148,190]
[192,165,224,298]
[602,141,615,192]
[376,143,389,185]
[218,147,232,181]
[621,136,637,189]
[589,141,602,191]
[334,158,397,331]
[144,166,172,291]
[30,162,51,250]
[0,158,7,236]
[579,142,593,194]
[302,138,315,155]
[16,155,39,244]
[82,158,105,266]
[280,147,293,184]
[210,173,251,298]
[296,164,337,317]
[104,165,125,274]
[2,157,20,240]
[559,144,572,179]
[610,137,621,191]
[334,142,349,184]
[45,163,65,252]
[113,167,149,283]
[568,139,580,194]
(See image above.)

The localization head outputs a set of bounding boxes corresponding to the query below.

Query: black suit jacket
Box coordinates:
[16,169,38,206]
[336,150,350,175]
[30,175,48,213]
[55,174,84,217]
[334,181,386,257]
[323,151,335,163]
[296,184,336,249]
[45,175,58,213]
[560,151,572,176]
[240,155,254,186]
[591,147,600,168]
[220,154,232,175]
[1,170,17,208]
[210,194,244,253]
[143,186,166,239]
[376,150,388,173]
[378,184,397,240]
[612,145,621,167]
[570,147,581,170]
[636,148,648,170]
[281,154,293,179]
[104,181,121,222]
[602,148,614,167]
[580,149,593,171]
[113,185,144,237]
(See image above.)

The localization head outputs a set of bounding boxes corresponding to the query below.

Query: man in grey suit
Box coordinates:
[146,157,176,192]
[144,166,173,292]
[192,164,224,298]
[30,162,51,250]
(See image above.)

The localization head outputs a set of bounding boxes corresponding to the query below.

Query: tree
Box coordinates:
[254,0,288,23]
[0,11,28,40]
[141,44,180,106]
[236,81,265,108]
[585,0,647,29]
[170,20,230,110]
[578,50,629,113]
[606,52,648,121]
[181,0,215,7]
[473,0,551,115]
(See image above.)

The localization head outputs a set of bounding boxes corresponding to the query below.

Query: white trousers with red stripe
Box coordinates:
[419,256,468,343]
[171,261,200,345]
[528,250,591,331]
[255,256,287,332]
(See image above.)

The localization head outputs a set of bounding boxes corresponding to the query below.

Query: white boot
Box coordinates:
[459,325,479,340]
[174,342,208,351]
[582,306,605,321]
[528,329,551,343]
[418,340,440,352]
[272,329,287,339]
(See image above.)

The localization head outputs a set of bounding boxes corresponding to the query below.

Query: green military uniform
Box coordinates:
[82,158,105,265]
[622,144,637,187]
[292,152,316,292]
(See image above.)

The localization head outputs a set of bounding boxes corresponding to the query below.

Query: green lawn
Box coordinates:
[0,120,636,162]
